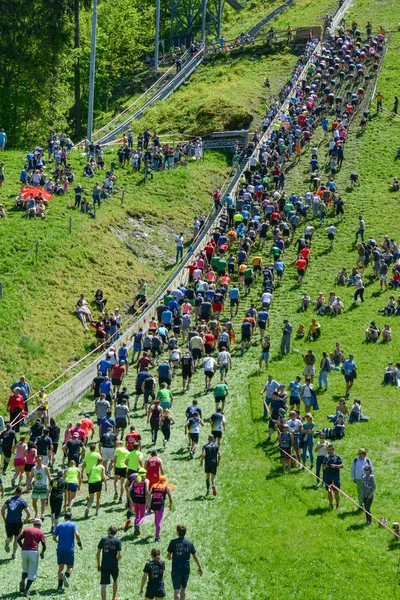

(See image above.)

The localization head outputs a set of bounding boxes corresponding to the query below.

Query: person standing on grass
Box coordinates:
[355,216,365,243]
[315,433,329,486]
[139,547,166,599]
[1,485,30,559]
[362,465,376,525]
[351,449,373,508]
[167,524,203,600]
[376,91,384,113]
[353,274,365,303]
[343,354,357,397]
[286,410,302,465]
[175,232,184,263]
[97,525,122,600]
[301,413,315,469]
[147,476,173,543]
[280,319,292,355]
[53,512,82,593]
[17,518,46,597]
[278,424,293,473]
[322,444,343,510]
[85,457,108,518]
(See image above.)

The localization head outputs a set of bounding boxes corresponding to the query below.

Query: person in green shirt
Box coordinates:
[126,444,143,475]
[163,290,173,305]
[214,383,228,412]
[270,245,282,261]
[81,444,101,482]
[156,384,173,410]
[211,255,221,271]
[217,258,227,276]
[244,266,253,294]
[113,441,130,502]
[233,212,243,224]
[85,458,107,518]
[64,460,81,511]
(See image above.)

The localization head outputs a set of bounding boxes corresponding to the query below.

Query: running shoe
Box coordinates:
[5,539,10,553]
[212,485,217,496]
[63,574,70,588]
[124,519,131,531]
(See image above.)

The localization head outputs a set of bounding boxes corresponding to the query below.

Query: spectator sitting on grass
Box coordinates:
[365,321,380,342]
[331,295,344,315]
[382,362,395,385]
[330,341,344,366]
[336,397,349,417]
[389,271,400,289]
[335,267,348,285]
[314,292,325,312]
[382,323,392,342]
[378,295,396,315]
[76,299,93,330]
[0,203,6,219]
[308,318,321,340]
[349,399,362,423]
[348,267,360,286]
[390,177,399,191]
[296,323,305,338]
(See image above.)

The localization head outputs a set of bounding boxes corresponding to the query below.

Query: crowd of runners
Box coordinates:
[0,13,393,600]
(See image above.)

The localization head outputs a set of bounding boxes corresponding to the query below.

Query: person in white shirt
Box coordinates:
[203,356,216,391]
[286,410,302,464]
[217,348,232,383]
[261,291,273,310]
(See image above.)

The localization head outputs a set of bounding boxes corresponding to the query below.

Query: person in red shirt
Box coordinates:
[7,389,25,432]
[125,425,142,451]
[80,414,95,444]
[137,352,153,372]
[204,333,215,356]
[111,362,125,398]
[17,519,46,596]
[145,450,164,490]
[185,262,197,282]
[296,258,307,283]
[271,211,280,225]
[299,246,311,263]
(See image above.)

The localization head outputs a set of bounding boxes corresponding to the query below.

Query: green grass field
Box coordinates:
[1,0,400,598]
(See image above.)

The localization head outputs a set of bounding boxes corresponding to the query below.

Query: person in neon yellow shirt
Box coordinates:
[113,441,129,502]
[64,460,81,511]
[85,458,107,517]
[81,444,101,482]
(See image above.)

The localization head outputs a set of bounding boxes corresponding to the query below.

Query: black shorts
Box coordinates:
[115,418,127,430]
[253,265,261,272]
[88,481,102,494]
[172,571,189,591]
[2,449,12,459]
[244,278,253,287]
[52,442,59,454]
[100,568,119,585]
[135,385,143,396]
[112,378,121,387]
[205,463,217,475]
[192,348,202,360]
[289,396,300,406]
[159,377,171,386]
[258,321,266,330]
[212,430,222,439]
[280,447,291,458]
[114,467,127,478]
[297,269,305,277]
[242,334,251,342]
[204,344,213,355]
[204,370,214,380]
[145,585,166,599]
[50,498,63,519]
[215,396,225,404]
[189,433,199,443]
[268,419,276,429]
[5,522,22,538]
[323,477,340,490]
[24,463,34,473]
[230,298,239,307]
[182,369,192,380]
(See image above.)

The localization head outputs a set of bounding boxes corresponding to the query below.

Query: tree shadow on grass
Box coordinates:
[306,506,332,516]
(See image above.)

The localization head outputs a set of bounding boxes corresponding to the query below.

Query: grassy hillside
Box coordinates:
[0,149,230,404]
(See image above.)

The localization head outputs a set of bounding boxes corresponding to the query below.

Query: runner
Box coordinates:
[125,467,148,535]
[31,456,51,520]
[258,336,270,373]
[17,518,46,597]
[96,525,122,600]
[145,450,164,490]
[181,350,194,393]
[53,512,82,593]
[81,443,101,482]
[148,400,163,446]
[185,411,204,458]
[200,434,221,496]
[99,427,117,476]
[115,397,130,440]
[217,346,232,383]
[209,407,226,447]
[85,457,108,518]
[203,354,216,392]
[1,485,30,559]
[125,426,142,452]
[112,441,129,502]
[213,381,228,412]
[147,476,173,542]
[64,460,81,511]
[167,524,203,600]
[160,409,175,448]
[11,435,27,487]
[48,469,67,532]
[139,547,166,599]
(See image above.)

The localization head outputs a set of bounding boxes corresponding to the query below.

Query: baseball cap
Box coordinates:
[33,518,42,526]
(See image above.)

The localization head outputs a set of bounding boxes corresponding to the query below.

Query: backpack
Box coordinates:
[325,358,332,372]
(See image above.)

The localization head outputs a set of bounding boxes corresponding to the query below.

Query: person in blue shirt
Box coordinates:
[274,260,285,282]
[168,299,179,316]
[229,285,240,317]
[343,354,357,397]
[98,356,112,376]
[53,513,82,592]
[161,309,173,329]
[0,129,7,150]
[288,376,302,411]
[100,412,116,435]
[99,377,113,400]
[1,486,31,558]
[158,362,171,388]
[20,167,28,185]
[118,344,128,367]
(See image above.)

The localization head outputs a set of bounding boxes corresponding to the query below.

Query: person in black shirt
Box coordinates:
[97,526,122,600]
[241,320,253,351]
[0,425,17,472]
[29,419,44,444]
[92,372,106,400]
[64,434,84,466]
[49,470,67,531]
[200,435,221,497]
[48,417,61,470]
[139,547,166,598]
[167,524,202,597]
[35,428,53,465]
